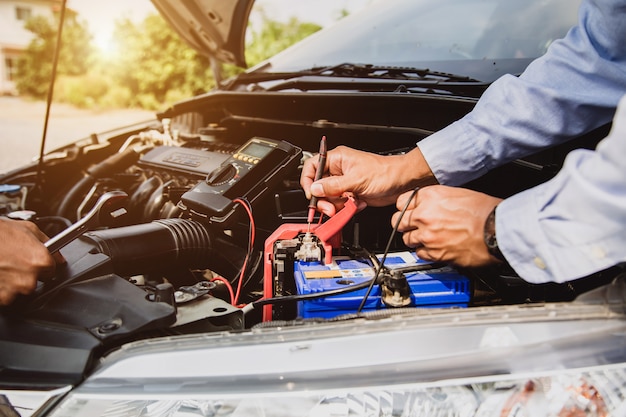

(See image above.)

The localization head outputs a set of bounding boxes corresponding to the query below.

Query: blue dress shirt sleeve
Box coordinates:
[418,0,626,187]
[498,95,626,283]
[416,0,626,283]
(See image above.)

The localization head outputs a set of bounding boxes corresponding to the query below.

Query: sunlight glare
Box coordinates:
[94,31,119,59]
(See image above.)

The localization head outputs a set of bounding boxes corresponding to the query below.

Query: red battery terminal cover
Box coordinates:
[262,196,358,321]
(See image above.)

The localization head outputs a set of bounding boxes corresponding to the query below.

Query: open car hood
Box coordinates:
[150,0,254,68]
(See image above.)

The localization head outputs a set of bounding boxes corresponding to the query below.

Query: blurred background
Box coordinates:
[0,0,369,173]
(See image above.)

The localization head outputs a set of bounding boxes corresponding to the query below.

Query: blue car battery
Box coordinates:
[294,251,470,319]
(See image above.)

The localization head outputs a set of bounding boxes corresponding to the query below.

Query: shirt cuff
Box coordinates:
[496,168,626,285]
[496,190,555,284]
[417,118,487,186]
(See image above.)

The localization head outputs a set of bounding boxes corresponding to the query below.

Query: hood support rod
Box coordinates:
[36,0,68,191]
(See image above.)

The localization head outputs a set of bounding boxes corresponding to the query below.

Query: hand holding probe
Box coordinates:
[307,136,327,229]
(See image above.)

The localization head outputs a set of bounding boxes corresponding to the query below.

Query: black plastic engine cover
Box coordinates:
[0,274,176,387]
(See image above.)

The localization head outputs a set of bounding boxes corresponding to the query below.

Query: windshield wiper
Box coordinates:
[315,63,480,82]
[223,62,479,90]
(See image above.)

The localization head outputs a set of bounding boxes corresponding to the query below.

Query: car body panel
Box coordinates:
[150,0,254,67]
[2,1,623,415]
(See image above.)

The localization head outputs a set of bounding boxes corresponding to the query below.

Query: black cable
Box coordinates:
[345,243,446,274]
[356,186,420,314]
[250,187,422,312]
[343,243,384,271]
[252,279,376,308]
[249,245,381,309]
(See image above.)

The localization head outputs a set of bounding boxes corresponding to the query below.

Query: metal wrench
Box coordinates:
[45,190,129,254]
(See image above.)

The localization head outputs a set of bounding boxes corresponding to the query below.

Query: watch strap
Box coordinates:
[484,206,505,261]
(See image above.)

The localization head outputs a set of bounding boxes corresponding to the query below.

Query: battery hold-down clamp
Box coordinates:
[262,196,358,321]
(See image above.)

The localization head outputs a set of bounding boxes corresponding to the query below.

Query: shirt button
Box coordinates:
[533,257,547,270]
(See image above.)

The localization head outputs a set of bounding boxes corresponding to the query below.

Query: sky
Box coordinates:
[67,0,371,52]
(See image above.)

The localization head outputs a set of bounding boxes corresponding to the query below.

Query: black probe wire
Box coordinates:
[356,186,420,314]
[248,242,441,310]
[248,186,421,313]
[251,279,377,309]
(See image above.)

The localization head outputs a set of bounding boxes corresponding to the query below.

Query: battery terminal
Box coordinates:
[381,270,412,307]
[294,232,322,262]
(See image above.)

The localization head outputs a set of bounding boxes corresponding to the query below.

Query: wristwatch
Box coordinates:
[483,206,505,261]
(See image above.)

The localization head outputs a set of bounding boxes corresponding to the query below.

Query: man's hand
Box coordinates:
[300,145,437,216]
[392,185,503,267]
[0,218,60,305]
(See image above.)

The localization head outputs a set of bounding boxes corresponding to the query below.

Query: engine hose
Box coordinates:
[55,175,94,220]
[56,148,140,221]
[82,218,247,279]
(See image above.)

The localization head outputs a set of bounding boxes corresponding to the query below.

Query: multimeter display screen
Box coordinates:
[241,142,273,159]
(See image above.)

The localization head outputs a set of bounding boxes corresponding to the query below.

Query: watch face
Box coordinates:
[484,207,504,260]
[484,230,496,247]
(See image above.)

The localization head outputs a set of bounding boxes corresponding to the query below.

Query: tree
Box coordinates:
[108,14,214,109]
[220,16,321,82]
[15,8,93,98]
[246,17,321,67]
[107,13,321,109]
[15,7,324,109]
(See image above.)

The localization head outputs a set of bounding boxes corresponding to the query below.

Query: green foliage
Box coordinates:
[54,73,109,108]
[246,17,321,67]
[106,14,214,109]
[222,17,321,82]
[97,84,133,110]
[15,7,324,110]
[15,8,94,98]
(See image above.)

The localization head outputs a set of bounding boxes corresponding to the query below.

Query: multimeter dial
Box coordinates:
[181,137,302,224]
[206,163,237,186]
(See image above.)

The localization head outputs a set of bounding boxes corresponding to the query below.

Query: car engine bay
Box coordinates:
[0,91,617,385]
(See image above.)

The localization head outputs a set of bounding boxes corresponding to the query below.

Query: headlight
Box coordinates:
[45,365,626,416]
[36,301,626,417]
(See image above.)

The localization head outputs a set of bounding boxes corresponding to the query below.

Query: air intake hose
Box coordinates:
[82,218,245,278]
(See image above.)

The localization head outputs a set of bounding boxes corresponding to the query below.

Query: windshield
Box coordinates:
[262,0,580,81]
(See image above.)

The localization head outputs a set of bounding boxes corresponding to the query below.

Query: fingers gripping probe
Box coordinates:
[307,135,327,231]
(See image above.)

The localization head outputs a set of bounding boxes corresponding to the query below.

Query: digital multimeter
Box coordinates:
[181,137,302,223]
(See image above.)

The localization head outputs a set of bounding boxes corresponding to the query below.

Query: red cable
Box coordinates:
[232,198,255,306]
[210,276,235,305]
